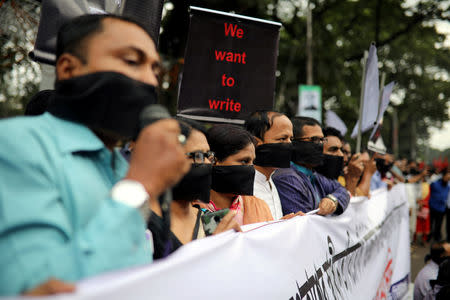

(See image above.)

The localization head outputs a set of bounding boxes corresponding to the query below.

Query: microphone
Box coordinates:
[139,104,187,144]
[138,104,186,257]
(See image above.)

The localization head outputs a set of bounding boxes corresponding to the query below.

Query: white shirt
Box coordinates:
[253,169,283,220]
[414,260,439,300]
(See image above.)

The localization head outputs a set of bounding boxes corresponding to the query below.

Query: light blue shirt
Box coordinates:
[370,170,387,191]
[0,113,151,295]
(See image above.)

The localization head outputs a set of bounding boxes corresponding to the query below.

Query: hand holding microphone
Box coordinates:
[125,105,191,201]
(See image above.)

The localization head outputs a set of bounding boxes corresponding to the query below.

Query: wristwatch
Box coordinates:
[111,179,151,221]
[326,194,339,207]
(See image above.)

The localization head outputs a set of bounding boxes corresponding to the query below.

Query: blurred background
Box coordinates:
[0,0,449,161]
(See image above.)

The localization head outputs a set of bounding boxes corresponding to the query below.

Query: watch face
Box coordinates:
[111,180,149,208]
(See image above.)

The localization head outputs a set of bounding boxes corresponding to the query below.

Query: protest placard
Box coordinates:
[177,7,281,124]
[297,85,322,123]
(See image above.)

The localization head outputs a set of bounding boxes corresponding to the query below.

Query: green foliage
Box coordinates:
[0,0,448,160]
[0,0,41,118]
[158,0,449,159]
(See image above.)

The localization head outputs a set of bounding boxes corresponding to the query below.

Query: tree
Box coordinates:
[0,0,40,118]
[158,0,449,159]
[1,0,448,160]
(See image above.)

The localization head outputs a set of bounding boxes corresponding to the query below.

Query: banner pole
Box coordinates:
[356,50,369,153]
[374,72,386,128]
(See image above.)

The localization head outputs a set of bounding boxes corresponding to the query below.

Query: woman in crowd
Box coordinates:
[199,124,274,225]
[415,176,431,245]
[147,120,241,259]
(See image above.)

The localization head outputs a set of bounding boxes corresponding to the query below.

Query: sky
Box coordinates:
[429,20,450,151]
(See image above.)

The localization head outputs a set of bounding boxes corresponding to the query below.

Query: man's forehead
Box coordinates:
[327,136,342,146]
[270,114,292,129]
[302,124,323,137]
[93,18,157,56]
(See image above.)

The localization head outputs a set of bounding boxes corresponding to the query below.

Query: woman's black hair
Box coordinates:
[175,117,207,136]
[207,124,256,162]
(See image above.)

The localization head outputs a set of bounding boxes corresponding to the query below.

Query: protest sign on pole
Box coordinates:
[31,0,164,64]
[352,44,380,141]
[177,7,281,124]
[369,81,395,141]
[355,50,368,153]
[325,110,347,136]
[14,185,410,300]
[297,85,322,123]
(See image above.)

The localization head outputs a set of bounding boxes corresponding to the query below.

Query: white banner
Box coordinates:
[6,185,410,300]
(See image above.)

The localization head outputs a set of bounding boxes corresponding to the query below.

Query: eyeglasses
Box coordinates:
[186,151,216,164]
[294,136,328,145]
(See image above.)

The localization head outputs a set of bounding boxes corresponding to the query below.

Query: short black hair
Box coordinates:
[291,116,321,139]
[322,126,343,141]
[207,124,256,162]
[244,110,283,141]
[431,242,447,264]
[56,14,152,63]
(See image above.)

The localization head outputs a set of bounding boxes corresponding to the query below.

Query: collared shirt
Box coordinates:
[0,113,151,295]
[291,163,321,207]
[429,179,450,212]
[273,163,350,215]
[253,169,283,220]
[414,260,439,300]
[370,170,387,191]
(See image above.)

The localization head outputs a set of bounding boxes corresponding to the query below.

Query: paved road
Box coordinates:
[411,241,430,281]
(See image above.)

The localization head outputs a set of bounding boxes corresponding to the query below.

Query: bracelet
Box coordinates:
[326,194,338,207]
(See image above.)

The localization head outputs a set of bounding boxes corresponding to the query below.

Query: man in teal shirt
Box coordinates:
[0,14,190,295]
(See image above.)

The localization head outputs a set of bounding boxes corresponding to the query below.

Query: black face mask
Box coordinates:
[409,168,420,176]
[314,155,344,180]
[211,165,255,196]
[254,143,292,168]
[292,140,325,167]
[376,158,393,174]
[172,164,212,203]
[47,72,158,139]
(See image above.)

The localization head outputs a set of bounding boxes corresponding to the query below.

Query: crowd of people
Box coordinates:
[0,13,449,298]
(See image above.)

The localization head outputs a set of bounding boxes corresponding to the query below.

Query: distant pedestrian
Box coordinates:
[429,170,450,241]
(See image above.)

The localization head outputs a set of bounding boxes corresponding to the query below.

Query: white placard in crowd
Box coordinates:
[351,44,380,138]
[5,185,410,300]
[297,85,322,123]
[325,110,348,136]
[369,81,395,141]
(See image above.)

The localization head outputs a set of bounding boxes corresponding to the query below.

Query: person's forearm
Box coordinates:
[357,172,373,196]
[344,176,358,196]
[407,174,424,183]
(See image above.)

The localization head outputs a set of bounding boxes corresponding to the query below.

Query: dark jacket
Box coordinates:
[273,163,350,215]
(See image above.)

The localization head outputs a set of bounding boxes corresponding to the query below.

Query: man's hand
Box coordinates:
[317,197,337,216]
[280,211,305,220]
[126,119,191,200]
[23,278,75,296]
[346,154,365,179]
[363,156,377,177]
[344,153,365,195]
[213,210,242,235]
